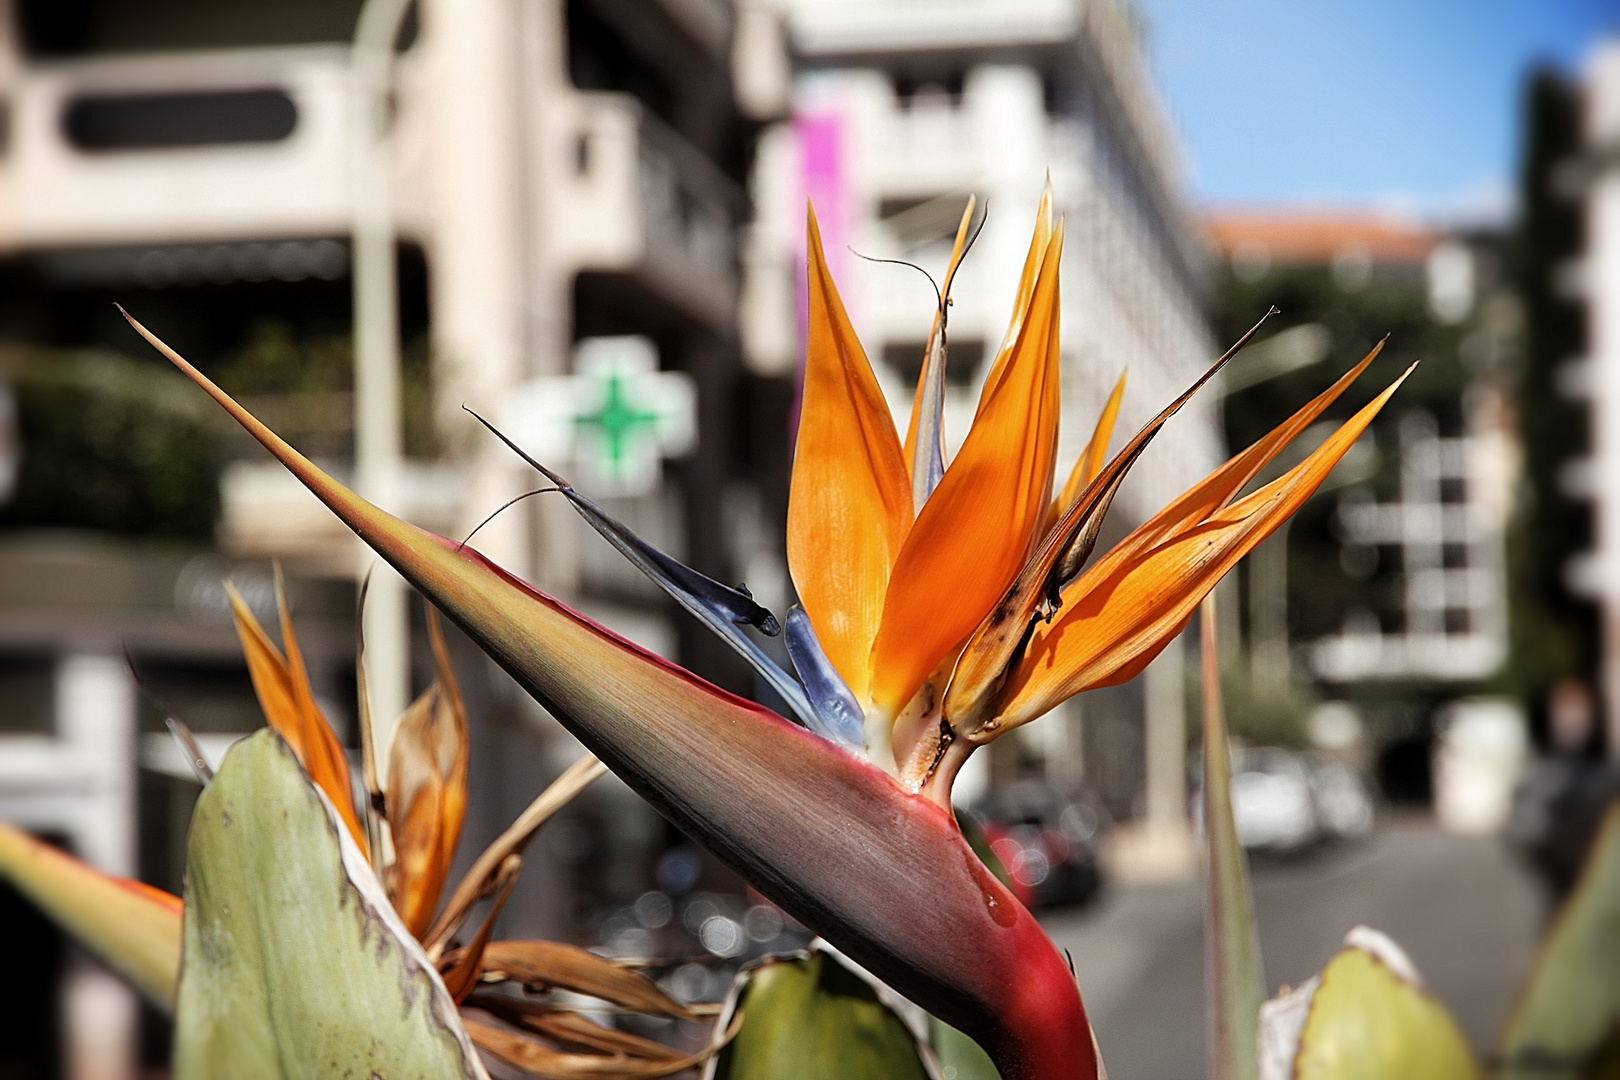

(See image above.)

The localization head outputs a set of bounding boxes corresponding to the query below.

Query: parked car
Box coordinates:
[969,779,1107,909]
[1222,747,1375,854]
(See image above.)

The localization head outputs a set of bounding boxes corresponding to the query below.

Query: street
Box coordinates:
[1041,815,1548,1079]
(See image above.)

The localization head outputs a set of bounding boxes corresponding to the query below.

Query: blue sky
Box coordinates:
[1132,0,1619,219]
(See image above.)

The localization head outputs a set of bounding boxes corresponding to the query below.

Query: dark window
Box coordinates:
[63,89,297,152]
[883,339,985,390]
[566,0,675,125]
[17,0,398,57]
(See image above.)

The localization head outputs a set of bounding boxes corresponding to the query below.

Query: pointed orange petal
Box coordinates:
[902,194,976,497]
[868,222,1064,721]
[944,314,1283,729]
[990,365,1413,733]
[977,181,1055,412]
[227,584,367,853]
[786,205,913,704]
[1093,339,1385,571]
[1052,368,1128,525]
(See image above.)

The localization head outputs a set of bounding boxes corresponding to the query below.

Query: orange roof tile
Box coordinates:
[1205,209,1440,265]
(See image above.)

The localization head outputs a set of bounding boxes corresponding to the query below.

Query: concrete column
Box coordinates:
[1143,636,1188,834]
[966,65,1045,362]
[353,0,418,753]
[422,0,532,578]
[55,653,137,1080]
[517,0,582,598]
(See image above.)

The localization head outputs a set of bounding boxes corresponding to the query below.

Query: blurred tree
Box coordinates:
[0,348,222,539]
[0,318,435,541]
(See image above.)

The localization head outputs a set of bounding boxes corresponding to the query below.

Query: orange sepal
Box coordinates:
[868,222,1065,720]
[1093,339,1385,571]
[786,205,913,704]
[226,583,368,854]
[977,181,1056,412]
[989,364,1413,733]
[1052,368,1128,524]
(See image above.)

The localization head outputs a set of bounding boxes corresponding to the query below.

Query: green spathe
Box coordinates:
[1498,803,1620,1079]
[709,950,930,1080]
[175,729,486,1080]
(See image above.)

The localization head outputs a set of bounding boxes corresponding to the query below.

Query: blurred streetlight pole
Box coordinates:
[352,0,416,774]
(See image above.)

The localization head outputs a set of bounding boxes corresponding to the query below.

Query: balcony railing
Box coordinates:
[543,91,742,334]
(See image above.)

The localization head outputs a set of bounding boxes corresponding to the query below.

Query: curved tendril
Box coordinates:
[848,248,944,310]
[458,487,561,551]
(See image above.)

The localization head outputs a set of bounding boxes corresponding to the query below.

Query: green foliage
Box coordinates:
[1510,69,1597,700]
[1191,660,1317,748]
[1211,255,1478,653]
[0,349,222,538]
[710,951,930,1080]
[929,1016,1001,1080]
[175,729,486,1080]
[1498,804,1620,1079]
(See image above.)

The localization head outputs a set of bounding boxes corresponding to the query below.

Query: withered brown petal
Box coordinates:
[426,755,606,957]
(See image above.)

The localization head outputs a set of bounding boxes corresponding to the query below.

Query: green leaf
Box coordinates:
[174,729,487,1080]
[1498,802,1620,1079]
[1260,927,1476,1080]
[709,949,931,1080]
[1201,599,1263,1080]
[930,1016,1002,1080]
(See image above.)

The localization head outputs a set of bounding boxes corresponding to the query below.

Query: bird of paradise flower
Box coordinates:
[19,182,1407,1080]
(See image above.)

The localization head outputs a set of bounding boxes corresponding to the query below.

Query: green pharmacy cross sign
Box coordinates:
[500,336,695,497]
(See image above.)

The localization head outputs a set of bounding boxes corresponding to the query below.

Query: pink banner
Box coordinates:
[792,108,848,436]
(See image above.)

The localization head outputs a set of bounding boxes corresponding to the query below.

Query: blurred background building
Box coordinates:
[0,0,767,1073]
[0,0,1616,1076]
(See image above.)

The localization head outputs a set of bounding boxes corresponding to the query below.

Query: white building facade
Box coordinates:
[1585,39,1620,758]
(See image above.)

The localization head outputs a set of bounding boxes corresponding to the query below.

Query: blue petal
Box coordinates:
[463,409,824,730]
[785,606,866,751]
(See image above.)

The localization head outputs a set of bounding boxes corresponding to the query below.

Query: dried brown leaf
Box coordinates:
[466,1017,725,1080]
[426,755,606,956]
[478,940,704,1022]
